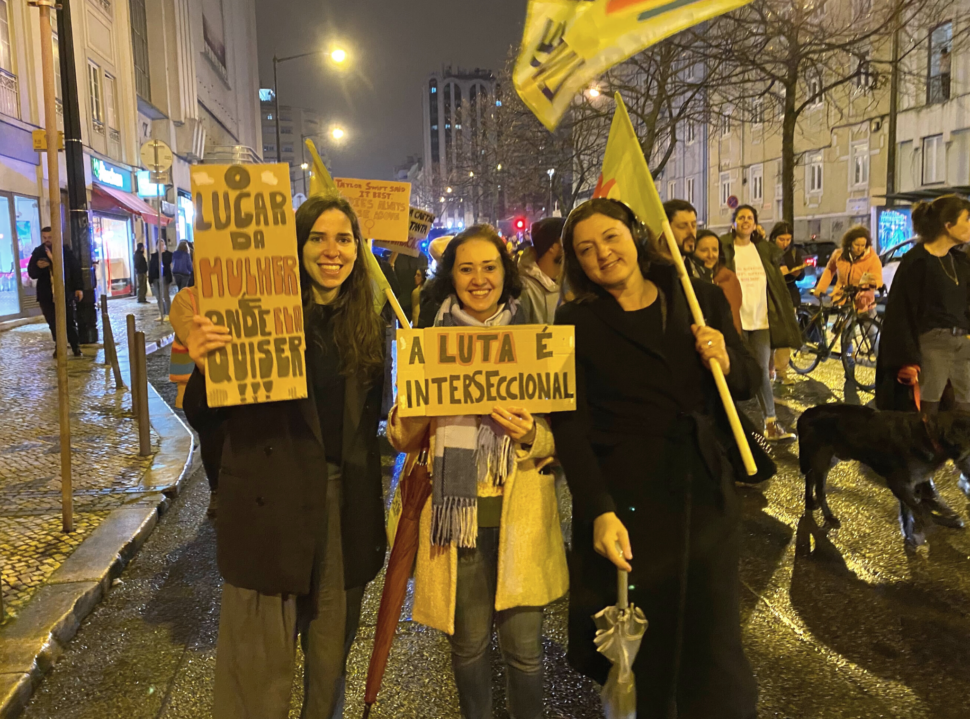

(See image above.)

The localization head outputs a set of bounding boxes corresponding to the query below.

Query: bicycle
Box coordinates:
[789,285,882,390]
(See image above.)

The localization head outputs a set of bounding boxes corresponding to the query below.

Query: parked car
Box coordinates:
[794,239,838,293]
[879,238,917,295]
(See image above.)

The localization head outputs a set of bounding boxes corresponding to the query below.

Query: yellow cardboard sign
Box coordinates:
[335,178,411,243]
[396,325,576,417]
[191,163,307,408]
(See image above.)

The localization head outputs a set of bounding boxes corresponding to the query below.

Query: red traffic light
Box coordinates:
[515,218,526,230]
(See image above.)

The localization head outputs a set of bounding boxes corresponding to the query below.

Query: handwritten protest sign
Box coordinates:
[191,163,307,408]
[396,325,576,417]
[373,206,436,257]
[335,178,411,243]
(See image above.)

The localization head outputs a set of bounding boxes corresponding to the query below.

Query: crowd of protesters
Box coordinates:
[157,186,970,719]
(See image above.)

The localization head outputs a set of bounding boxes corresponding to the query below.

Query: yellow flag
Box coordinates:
[515,0,752,130]
[304,139,393,318]
[593,93,665,239]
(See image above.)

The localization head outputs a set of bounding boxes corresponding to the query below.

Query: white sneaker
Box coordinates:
[764,420,795,441]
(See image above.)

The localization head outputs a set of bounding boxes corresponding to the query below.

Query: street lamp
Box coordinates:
[273,46,353,162]
[331,126,346,141]
[446,186,453,193]
[300,162,309,195]
[547,168,556,214]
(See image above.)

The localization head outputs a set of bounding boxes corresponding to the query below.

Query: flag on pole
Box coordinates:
[593,93,666,239]
[304,138,394,317]
[514,0,752,131]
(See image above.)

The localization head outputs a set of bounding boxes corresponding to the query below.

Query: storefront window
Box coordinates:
[92,213,132,297]
[14,196,40,302]
[178,194,193,245]
[0,195,19,318]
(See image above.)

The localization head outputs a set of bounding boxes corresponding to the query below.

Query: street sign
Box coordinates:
[727,195,739,210]
[140,139,173,173]
[32,129,64,151]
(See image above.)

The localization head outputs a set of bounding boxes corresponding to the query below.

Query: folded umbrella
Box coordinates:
[593,554,648,719]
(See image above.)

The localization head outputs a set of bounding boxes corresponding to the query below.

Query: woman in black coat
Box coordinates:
[552,199,761,719]
[182,195,387,719]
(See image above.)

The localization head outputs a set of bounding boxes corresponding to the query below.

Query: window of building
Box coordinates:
[129,0,150,101]
[52,27,62,101]
[922,134,945,184]
[282,144,293,154]
[88,61,103,126]
[775,183,783,220]
[0,0,11,73]
[720,111,731,137]
[807,152,823,194]
[686,60,695,81]
[686,177,695,206]
[853,49,874,91]
[667,180,677,199]
[808,71,823,108]
[686,119,696,144]
[104,73,118,130]
[850,142,869,187]
[263,145,275,154]
[853,0,872,18]
[752,96,765,125]
[927,22,953,104]
[719,172,731,207]
[750,164,764,202]
[431,86,437,94]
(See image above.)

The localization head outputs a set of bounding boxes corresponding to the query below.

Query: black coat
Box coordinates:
[552,264,760,717]
[148,251,173,283]
[876,244,970,411]
[183,359,387,596]
[27,244,82,304]
[134,251,148,275]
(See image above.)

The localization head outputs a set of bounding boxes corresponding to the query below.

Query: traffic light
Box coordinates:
[515,218,526,231]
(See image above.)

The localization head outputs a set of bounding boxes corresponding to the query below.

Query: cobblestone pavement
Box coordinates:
[0,297,172,615]
[16,355,970,719]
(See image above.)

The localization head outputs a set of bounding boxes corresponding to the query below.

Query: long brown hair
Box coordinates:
[561,198,663,302]
[295,196,385,383]
[840,226,871,259]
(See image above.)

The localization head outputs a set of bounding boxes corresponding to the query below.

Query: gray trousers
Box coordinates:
[213,465,364,719]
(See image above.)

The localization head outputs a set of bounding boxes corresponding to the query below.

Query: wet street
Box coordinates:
[16,356,970,719]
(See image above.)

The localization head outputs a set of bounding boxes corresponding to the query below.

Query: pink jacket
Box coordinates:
[816,248,883,312]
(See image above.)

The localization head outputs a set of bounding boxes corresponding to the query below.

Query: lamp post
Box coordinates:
[300,162,309,195]
[547,168,555,214]
[272,47,348,163]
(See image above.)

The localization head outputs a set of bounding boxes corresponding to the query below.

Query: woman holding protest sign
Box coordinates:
[387,224,568,719]
[552,199,760,719]
[182,194,387,719]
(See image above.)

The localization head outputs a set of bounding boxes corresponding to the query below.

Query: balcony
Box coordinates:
[0,69,20,120]
[204,145,261,164]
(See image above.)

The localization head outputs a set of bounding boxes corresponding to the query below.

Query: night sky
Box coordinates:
[255,0,528,180]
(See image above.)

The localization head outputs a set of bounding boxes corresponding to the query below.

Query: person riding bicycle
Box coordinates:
[811,226,884,314]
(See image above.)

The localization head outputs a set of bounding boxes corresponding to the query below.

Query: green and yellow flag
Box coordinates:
[304,138,396,319]
[593,93,665,239]
[515,0,752,130]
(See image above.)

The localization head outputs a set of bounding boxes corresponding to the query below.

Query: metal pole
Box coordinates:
[127,313,138,416]
[274,56,282,163]
[36,0,73,533]
[885,0,902,209]
[134,331,151,457]
[100,295,125,389]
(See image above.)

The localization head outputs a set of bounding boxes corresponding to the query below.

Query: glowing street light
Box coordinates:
[497,163,503,171]
[588,86,601,98]
[446,186,453,193]
[300,162,309,170]
[469,171,475,177]
[330,48,348,64]
[331,127,346,141]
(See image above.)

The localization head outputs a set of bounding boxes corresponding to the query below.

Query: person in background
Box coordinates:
[418,235,455,328]
[692,230,743,334]
[172,240,194,291]
[148,238,173,320]
[389,250,429,320]
[721,205,801,441]
[518,217,565,325]
[134,242,149,303]
[769,222,805,386]
[388,225,567,719]
[411,267,426,327]
[812,226,884,316]
[27,226,83,357]
[183,195,388,718]
[553,198,760,719]
[664,199,700,277]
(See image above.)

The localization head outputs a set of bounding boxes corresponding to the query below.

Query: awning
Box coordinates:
[875,186,970,204]
[91,182,172,226]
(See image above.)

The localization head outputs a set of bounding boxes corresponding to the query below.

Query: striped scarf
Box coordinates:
[430,295,522,547]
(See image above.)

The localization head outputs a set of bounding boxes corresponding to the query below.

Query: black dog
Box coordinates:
[797,404,970,547]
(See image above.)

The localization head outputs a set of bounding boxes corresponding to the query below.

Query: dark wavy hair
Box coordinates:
[561,198,665,303]
[769,222,794,245]
[731,204,763,242]
[840,225,872,257]
[295,195,385,383]
[424,224,522,308]
[912,194,970,242]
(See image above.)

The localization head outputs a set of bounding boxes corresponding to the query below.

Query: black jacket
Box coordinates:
[876,244,970,411]
[134,251,149,275]
[552,263,761,711]
[27,244,82,303]
[148,251,173,283]
[183,359,387,595]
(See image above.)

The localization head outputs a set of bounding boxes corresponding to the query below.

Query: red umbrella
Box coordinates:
[362,437,432,718]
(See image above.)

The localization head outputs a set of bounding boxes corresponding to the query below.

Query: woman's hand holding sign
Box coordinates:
[491,406,536,445]
[187,315,232,372]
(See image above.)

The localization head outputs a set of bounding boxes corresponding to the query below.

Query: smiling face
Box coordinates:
[453,238,505,321]
[946,209,970,244]
[734,209,756,239]
[694,236,721,269]
[774,233,793,251]
[301,208,358,304]
[571,213,640,291]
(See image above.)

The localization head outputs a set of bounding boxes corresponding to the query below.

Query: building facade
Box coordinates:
[0,0,261,321]
[258,95,332,200]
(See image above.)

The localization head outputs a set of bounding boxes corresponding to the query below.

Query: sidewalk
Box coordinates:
[0,296,194,717]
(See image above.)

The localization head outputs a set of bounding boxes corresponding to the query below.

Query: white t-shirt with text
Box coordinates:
[734,241,769,331]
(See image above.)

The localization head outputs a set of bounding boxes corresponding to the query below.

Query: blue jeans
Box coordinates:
[743,329,775,420]
[451,527,544,719]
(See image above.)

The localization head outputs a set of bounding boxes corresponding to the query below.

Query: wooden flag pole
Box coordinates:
[384,288,410,329]
[659,218,758,476]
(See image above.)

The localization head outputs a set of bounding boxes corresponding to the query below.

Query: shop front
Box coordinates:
[0,192,43,321]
